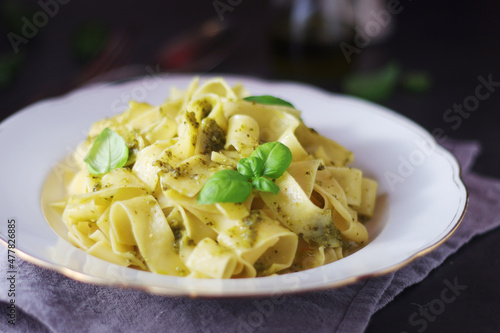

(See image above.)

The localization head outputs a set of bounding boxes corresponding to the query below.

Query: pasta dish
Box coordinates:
[54,77,377,279]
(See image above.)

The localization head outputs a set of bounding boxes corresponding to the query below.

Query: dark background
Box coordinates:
[1,0,499,331]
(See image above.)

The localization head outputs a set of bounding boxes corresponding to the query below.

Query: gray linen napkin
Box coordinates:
[1,139,498,333]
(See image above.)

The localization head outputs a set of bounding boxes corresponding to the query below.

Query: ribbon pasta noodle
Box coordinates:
[56,77,378,278]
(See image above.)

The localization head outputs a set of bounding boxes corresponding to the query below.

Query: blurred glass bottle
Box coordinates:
[268,0,391,80]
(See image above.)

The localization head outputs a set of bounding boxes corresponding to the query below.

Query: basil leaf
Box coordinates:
[252,177,280,195]
[84,128,129,175]
[251,142,292,179]
[86,162,102,176]
[243,95,294,108]
[197,169,252,205]
[237,156,264,179]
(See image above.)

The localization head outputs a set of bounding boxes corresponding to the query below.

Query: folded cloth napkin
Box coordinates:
[1,139,499,333]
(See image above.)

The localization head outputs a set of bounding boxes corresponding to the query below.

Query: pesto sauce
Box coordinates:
[198,118,226,154]
[226,210,264,248]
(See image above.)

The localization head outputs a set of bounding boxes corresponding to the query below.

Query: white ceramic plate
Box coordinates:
[0,75,467,297]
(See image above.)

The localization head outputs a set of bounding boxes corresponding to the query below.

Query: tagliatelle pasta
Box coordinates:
[55,77,378,278]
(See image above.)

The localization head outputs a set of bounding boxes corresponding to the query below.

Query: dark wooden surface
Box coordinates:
[1,1,499,332]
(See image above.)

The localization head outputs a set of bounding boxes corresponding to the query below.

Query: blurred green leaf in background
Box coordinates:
[342,62,401,102]
[1,0,36,34]
[342,62,432,103]
[401,71,432,93]
[0,53,25,89]
[71,21,110,63]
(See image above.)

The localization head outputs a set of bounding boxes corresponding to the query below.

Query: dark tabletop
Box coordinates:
[1,0,499,332]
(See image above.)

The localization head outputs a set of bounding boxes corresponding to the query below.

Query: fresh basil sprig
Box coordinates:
[84,128,129,175]
[197,142,292,205]
[243,95,294,108]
